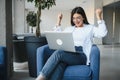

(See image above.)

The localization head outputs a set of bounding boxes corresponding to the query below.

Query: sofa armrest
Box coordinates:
[36,44,55,76]
[90,45,100,80]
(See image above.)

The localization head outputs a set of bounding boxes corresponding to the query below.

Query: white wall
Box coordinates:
[85,0,95,24]
[13,0,25,34]
[0,0,6,45]
[23,9,71,35]
[40,10,71,33]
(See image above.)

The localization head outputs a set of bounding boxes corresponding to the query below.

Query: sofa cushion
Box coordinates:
[63,65,91,80]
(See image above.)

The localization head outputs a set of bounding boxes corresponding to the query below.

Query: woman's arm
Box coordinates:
[95,8,102,21]
[56,13,63,26]
[93,8,108,38]
[53,13,63,31]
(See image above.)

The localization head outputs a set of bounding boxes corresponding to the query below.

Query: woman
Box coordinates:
[36,6,107,80]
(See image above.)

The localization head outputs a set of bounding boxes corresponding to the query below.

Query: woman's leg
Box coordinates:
[36,50,64,80]
[49,62,67,80]
[36,49,86,80]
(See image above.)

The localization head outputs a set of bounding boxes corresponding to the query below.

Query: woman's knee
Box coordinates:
[54,49,64,54]
[52,49,65,57]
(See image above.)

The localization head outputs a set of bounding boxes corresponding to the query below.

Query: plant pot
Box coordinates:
[24,36,47,77]
[13,34,28,62]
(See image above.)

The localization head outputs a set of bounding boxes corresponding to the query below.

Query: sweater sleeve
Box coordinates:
[93,20,108,38]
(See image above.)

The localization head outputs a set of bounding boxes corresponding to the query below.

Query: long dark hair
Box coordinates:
[71,6,89,26]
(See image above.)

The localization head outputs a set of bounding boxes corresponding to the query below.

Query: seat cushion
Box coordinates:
[63,65,92,80]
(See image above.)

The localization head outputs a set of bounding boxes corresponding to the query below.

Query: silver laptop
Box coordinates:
[45,31,76,52]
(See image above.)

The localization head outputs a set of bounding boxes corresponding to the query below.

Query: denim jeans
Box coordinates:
[40,46,87,80]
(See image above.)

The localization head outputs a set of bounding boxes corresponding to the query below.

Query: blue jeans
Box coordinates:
[40,46,87,80]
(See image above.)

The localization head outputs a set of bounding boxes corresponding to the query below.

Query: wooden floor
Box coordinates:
[11,45,120,80]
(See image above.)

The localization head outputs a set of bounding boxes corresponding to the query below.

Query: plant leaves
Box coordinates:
[27,0,56,10]
[26,11,37,27]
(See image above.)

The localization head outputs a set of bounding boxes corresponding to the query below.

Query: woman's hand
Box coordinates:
[95,8,102,20]
[56,13,63,26]
[58,13,63,20]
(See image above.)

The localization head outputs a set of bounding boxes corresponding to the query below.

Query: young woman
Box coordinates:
[36,6,107,80]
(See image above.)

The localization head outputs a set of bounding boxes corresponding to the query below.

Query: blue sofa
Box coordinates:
[0,46,7,80]
[36,44,100,80]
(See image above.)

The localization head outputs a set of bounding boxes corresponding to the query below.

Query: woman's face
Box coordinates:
[72,13,84,27]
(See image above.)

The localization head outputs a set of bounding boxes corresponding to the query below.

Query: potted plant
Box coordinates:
[27,0,56,37]
[25,0,56,77]
[26,11,37,33]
